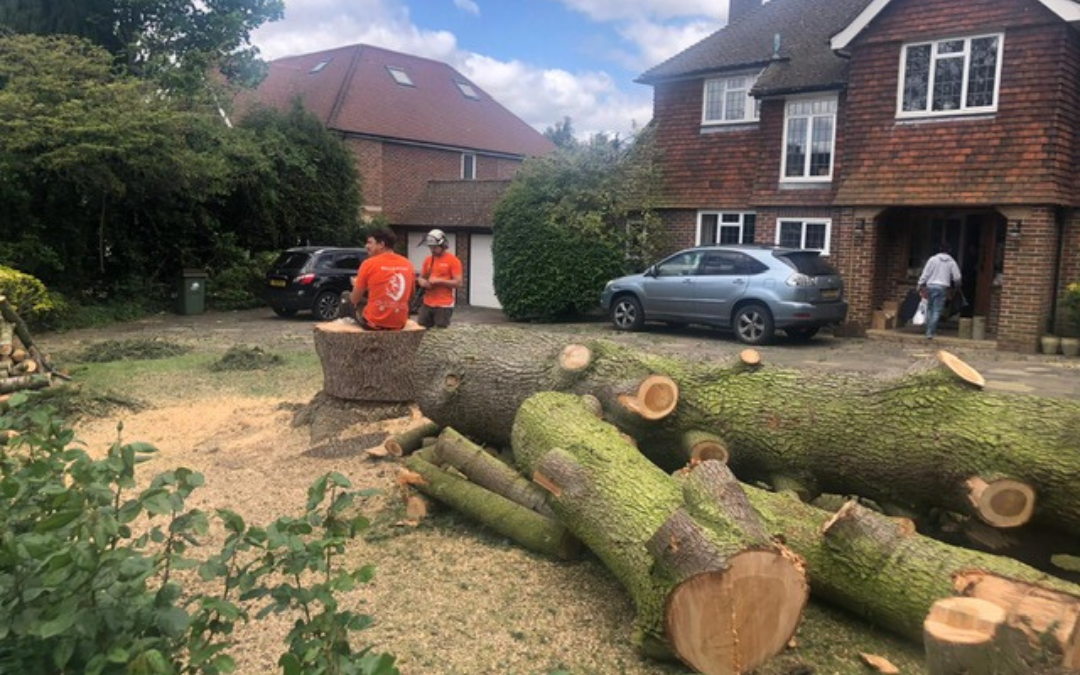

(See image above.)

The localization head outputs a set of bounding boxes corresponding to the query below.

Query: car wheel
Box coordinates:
[611,295,645,331]
[313,291,341,321]
[734,303,774,345]
[271,306,298,318]
[785,326,820,342]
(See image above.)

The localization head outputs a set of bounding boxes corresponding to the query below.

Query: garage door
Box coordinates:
[469,233,501,309]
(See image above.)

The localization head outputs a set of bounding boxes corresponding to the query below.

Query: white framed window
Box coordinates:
[461,153,476,180]
[697,211,756,245]
[702,71,761,125]
[898,34,1003,118]
[782,96,837,181]
[776,218,832,254]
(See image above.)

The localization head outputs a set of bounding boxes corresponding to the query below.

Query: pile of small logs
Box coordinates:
[0,295,62,396]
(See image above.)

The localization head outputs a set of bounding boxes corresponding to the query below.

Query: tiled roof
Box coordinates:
[248,44,553,158]
[399,180,511,229]
[637,0,874,96]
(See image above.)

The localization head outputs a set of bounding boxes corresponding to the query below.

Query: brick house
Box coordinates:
[637,0,1080,351]
[247,44,553,307]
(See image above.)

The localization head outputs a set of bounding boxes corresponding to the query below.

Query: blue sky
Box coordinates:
[250,0,735,139]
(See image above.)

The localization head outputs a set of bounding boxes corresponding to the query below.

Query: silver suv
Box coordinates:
[600,245,848,345]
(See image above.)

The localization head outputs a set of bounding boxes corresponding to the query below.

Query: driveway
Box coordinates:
[42,306,1080,400]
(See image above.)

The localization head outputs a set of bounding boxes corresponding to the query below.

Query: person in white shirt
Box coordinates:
[917,243,962,339]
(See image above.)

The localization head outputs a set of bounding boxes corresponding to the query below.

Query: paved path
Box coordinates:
[42,306,1080,401]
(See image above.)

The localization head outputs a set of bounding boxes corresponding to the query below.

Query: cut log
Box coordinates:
[923,597,1026,675]
[745,491,1080,669]
[384,420,440,456]
[0,321,11,356]
[433,427,554,517]
[313,321,425,401]
[512,392,807,674]
[401,449,579,561]
[965,476,1034,528]
[680,429,729,464]
[0,374,50,394]
[411,326,1080,536]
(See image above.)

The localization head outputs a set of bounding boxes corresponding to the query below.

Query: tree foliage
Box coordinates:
[492,127,667,320]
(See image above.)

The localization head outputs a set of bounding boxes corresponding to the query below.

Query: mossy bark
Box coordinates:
[402,449,578,560]
[512,392,807,674]
[411,325,1080,535]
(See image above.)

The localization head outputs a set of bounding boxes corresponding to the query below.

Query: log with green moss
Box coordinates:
[411,325,1080,536]
[511,392,807,675]
[401,448,579,560]
[744,487,1080,669]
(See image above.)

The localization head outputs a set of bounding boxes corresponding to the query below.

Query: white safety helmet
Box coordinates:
[420,228,448,247]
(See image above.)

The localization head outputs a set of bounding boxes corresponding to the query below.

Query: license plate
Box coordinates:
[820,289,839,300]
[270,279,286,288]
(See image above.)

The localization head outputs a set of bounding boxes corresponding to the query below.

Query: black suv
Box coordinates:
[264,246,368,320]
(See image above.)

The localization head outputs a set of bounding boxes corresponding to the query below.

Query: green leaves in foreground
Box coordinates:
[0,395,397,675]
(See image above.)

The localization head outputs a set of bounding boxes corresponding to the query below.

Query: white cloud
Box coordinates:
[250,0,717,139]
[453,0,480,16]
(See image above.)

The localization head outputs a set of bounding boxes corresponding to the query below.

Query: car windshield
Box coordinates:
[775,251,838,276]
[271,252,311,270]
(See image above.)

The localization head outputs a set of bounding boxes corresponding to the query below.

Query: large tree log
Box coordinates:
[401,449,579,560]
[511,392,807,675]
[313,321,424,401]
[411,326,1080,535]
[744,488,1080,669]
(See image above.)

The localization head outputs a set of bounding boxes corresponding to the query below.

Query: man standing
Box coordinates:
[416,228,463,329]
[349,229,415,330]
[917,242,962,339]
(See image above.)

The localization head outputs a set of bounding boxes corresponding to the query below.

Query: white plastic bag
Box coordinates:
[912,298,928,326]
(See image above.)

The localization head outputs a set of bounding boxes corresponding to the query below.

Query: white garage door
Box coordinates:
[469,233,501,309]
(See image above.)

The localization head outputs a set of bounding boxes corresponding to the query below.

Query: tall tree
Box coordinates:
[543,116,578,149]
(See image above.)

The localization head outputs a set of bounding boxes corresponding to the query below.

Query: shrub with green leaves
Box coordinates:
[0,396,398,675]
[492,130,666,321]
[0,265,65,327]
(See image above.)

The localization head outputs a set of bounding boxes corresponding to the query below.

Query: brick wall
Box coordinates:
[838,0,1080,206]
[345,138,384,215]
[998,206,1060,351]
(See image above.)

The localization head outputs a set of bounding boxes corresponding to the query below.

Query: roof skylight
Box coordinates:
[387,66,414,86]
[455,80,479,99]
[309,59,331,74]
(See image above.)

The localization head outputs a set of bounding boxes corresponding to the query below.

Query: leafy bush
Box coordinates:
[491,130,666,320]
[208,251,278,311]
[0,397,398,675]
[0,265,65,327]
[1061,281,1080,336]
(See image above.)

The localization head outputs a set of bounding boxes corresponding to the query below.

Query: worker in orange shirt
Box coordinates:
[348,229,415,330]
[416,228,463,329]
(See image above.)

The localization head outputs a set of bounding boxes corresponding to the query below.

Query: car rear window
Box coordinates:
[775,251,838,276]
[271,252,311,270]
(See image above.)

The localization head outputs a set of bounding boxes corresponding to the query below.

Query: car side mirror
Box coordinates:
[644,266,657,278]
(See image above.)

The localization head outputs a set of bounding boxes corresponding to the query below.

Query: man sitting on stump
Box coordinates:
[416,228,463,329]
[347,229,415,330]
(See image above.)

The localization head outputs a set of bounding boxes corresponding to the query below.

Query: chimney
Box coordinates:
[729,0,762,24]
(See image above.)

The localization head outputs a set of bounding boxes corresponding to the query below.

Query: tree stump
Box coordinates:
[313,321,424,401]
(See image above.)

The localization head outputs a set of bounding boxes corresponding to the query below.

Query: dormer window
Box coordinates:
[309,59,331,74]
[455,81,479,100]
[387,66,414,87]
[702,71,761,125]
[898,34,1002,118]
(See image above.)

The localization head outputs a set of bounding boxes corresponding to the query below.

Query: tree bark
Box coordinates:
[401,449,579,561]
[411,326,1080,536]
[511,392,807,675]
[384,420,440,456]
[313,321,424,401]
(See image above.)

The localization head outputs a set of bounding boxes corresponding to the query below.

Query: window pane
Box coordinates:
[932,56,963,111]
[785,118,807,177]
[805,222,827,250]
[937,40,964,55]
[704,80,723,120]
[743,214,756,243]
[721,213,740,223]
[810,116,833,176]
[779,222,802,248]
[967,36,998,108]
[700,213,718,244]
[724,90,745,120]
[903,45,931,111]
[719,225,740,244]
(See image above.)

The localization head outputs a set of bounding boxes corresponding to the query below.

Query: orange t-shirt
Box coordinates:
[354,251,415,329]
[421,252,463,308]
